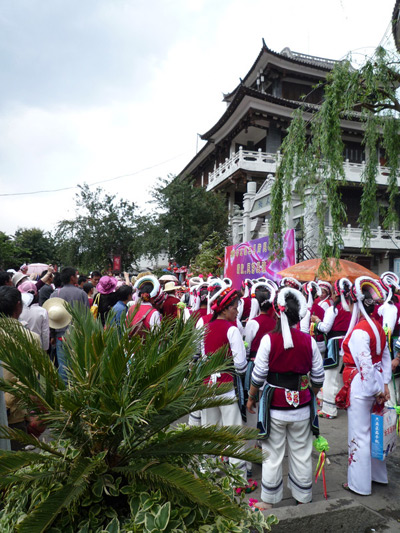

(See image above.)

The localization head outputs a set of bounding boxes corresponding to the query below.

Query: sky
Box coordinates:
[0,0,396,236]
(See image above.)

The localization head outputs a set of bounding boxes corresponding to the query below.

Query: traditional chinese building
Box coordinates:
[178,40,400,273]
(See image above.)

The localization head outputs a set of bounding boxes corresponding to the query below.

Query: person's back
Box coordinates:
[50,267,89,336]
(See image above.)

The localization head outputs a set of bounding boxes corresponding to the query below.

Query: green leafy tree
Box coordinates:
[142,176,228,266]
[269,46,400,274]
[0,309,277,532]
[191,231,227,277]
[54,184,141,272]
[13,228,55,265]
[0,232,22,270]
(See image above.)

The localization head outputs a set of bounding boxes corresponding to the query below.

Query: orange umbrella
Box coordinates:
[278,258,379,283]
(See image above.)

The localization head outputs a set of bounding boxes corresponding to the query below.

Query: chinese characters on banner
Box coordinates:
[224,230,295,287]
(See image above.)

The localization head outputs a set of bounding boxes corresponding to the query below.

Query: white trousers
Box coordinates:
[261,417,313,504]
[202,403,246,475]
[188,410,202,426]
[245,408,258,473]
[347,375,388,495]
[321,356,343,417]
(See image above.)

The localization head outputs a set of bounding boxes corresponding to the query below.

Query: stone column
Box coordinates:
[243,181,257,242]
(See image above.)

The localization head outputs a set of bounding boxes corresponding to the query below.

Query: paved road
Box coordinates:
[244,407,400,532]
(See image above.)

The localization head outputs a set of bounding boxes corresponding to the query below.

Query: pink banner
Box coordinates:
[224,230,295,289]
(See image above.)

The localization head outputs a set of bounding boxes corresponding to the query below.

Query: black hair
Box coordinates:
[115,285,133,301]
[82,282,94,294]
[91,270,102,278]
[0,271,11,286]
[53,272,62,288]
[0,286,22,317]
[60,267,76,286]
[199,285,208,306]
[139,282,154,296]
[78,275,88,285]
[255,287,272,312]
[273,293,300,333]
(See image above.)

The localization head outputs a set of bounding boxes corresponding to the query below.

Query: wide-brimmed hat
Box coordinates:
[43,297,72,329]
[164,281,181,292]
[96,276,118,295]
[18,280,38,295]
[12,272,29,287]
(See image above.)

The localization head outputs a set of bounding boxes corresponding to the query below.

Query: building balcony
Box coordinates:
[325,224,400,251]
[207,148,280,191]
[206,149,396,191]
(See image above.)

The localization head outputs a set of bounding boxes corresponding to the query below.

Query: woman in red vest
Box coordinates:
[247,288,324,509]
[127,275,162,333]
[311,278,352,419]
[202,285,248,479]
[340,277,391,496]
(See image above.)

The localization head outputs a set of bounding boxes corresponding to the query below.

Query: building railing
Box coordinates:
[325,224,400,251]
[206,148,395,191]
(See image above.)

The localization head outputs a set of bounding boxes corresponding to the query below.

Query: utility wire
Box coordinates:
[0,151,191,197]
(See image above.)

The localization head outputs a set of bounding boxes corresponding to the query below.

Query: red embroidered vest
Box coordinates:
[268,329,313,408]
[249,314,276,357]
[204,319,234,384]
[342,318,386,367]
[126,304,157,332]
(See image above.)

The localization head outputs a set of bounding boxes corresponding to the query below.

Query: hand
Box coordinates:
[384,383,391,402]
[47,265,54,274]
[310,315,318,324]
[375,392,385,405]
[392,358,400,372]
[247,398,256,414]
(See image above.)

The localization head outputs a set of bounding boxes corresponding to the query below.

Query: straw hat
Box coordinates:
[43,297,72,329]
[164,281,181,292]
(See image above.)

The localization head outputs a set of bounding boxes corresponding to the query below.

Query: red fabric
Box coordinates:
[249,314,276,356]
[126,304,157,331]
[241,296,251,320]
[162,295,180,318]
[204,319,234,384]
[202,313,213,325]
[331,304,351,332]
[311,302,324,342]
[342,317,386,367]
[268,329,313,408]
[394,302,400,335]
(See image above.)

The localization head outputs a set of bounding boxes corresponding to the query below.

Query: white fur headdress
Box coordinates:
[133,275,160,300]
[342,276,385,355]
[280,277,302,290]
[304,281,321,310]
[249,281,276,320]
[275,287,307,349]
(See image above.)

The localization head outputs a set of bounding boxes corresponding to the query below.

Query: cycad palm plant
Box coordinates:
[0,307,275,532]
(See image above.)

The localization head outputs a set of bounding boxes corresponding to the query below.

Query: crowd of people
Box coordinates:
[0,263,398,510]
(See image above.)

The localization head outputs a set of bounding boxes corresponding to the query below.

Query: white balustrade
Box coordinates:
[325,225,400,250]
[206,150,397,191]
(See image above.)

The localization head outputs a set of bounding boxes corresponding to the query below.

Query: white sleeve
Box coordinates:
[310,338,324,387]
[237,299,244,321]
[348,329,384,397]
[149,310,161,330]
[227,326,247,375]
[236,317,244,336]
[41,310,50,351]
[243,319,260,356]
[381,343,392,385]
[251,334,271,387]
[300,310,311,334]
[316,306,336,334]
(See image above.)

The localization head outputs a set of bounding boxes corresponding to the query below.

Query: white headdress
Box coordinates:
[280,277,302,290]
[275,288,307,350]
[303,281,321,310]
[249,282,276,320]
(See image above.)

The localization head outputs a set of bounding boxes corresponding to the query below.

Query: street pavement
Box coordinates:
[243,407,400,532]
